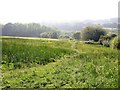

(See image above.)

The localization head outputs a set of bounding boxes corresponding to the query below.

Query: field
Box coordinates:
[1,36,119,88]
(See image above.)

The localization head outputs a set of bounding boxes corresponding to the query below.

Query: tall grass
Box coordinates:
[2,36,119,88]
[2,37,74,70]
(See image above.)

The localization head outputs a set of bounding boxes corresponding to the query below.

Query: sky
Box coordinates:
[0,0,119,24]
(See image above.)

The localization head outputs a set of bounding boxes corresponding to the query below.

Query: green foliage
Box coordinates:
[50,32,59,39]
[99,34,117,47]
[73,32,81,40]
[81,26,107,42]
[2,37,73,70]
[40,32,50,38]
[99,35,110,47]
[40,32,60,39]
[2,36,118,88]
[110,33,117,38]
[2,23,58,37]
[111,35,120,50]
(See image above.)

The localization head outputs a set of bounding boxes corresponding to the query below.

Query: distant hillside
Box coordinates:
[44,18,118,32]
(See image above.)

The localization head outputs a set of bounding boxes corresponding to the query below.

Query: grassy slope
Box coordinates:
[2,36,119,88]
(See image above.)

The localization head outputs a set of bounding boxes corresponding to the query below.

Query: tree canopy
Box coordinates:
[81,26,107,42]
[2,23,59,38]
[73,32,81,40]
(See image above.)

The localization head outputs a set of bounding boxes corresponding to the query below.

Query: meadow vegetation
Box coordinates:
[1,36,119,88]
[110,35,120,50]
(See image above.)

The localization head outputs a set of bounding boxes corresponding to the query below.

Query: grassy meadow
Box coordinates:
[1,36,119,88]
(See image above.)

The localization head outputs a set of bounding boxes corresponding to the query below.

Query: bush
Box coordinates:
[110,34,117,39]
[73,32,81,40]
[40,32,50,38]
[81,26,107,42]
[111,35,120,50]
[50,32,59,39]
[102,40,110,47]
[99,35,111,47]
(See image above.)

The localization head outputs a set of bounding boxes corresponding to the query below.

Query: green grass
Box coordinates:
[2,37,74,70]
[1,36,119,88]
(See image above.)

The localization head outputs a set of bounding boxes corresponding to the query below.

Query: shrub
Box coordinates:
[81,26,107,42]
[99,35,111,47]
[110,34,117,39]
[102,40,110,47]
[40,32,50,38]
[111,35,120,50]
[50,32,59,39]
[73,32,81,40]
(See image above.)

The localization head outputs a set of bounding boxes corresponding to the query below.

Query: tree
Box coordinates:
[50,32,59,39]
[81,26,107,42]
[40,32,50,38]
[73,32,80,40]
[99,33,117,47]
[2,23,58,37]
[2,23,14,36]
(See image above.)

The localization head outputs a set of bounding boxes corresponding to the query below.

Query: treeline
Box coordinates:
[2,23,60,38]
[1,22,119,49]
[1,22,119,41]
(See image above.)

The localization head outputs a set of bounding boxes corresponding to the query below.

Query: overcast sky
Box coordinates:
[0,0,119,24]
